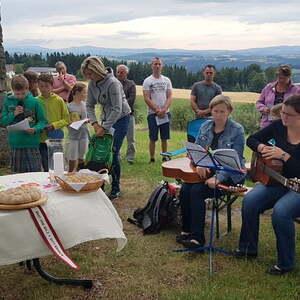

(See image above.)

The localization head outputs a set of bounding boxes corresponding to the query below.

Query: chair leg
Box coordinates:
[215,200,220,239]
[227,202,232,233]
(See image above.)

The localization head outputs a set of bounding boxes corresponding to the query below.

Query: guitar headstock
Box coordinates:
[286,178,300,193]
[217,183,248,194]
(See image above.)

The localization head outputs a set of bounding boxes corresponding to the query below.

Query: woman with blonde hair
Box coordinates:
[177,95,246,248]
[81,56,131,200]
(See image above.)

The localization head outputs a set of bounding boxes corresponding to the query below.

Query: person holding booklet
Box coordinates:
[235,95,300,275]
[143,57,173,163]
[177,95,246,249]
[0,75,47,173]
[67,82,89,172]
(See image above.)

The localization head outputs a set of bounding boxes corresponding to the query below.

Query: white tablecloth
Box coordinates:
[0,172,127,266]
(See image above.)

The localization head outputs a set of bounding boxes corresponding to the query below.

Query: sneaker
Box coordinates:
[127,160,134,165]
[233,249,257,259]
[181,238,205,251]
[176,233,192,244]
[266,264,291,275]
[108,191,121,200]
[149,158,155,163]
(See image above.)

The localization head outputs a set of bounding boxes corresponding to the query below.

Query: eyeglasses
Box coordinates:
[280,110,299,118]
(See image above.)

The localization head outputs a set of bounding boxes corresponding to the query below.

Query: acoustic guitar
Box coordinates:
[161,157,247,194]
[249,152,300,193]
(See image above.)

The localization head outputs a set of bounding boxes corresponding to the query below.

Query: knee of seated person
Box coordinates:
[272,206,292,221]
[241,194,259,213]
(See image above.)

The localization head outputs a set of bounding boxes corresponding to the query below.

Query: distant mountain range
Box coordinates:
[5,44,300,72]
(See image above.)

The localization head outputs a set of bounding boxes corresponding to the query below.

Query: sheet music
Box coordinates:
[184,141,243,173]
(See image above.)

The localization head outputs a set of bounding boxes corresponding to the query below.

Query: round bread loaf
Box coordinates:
[0,187,42,205]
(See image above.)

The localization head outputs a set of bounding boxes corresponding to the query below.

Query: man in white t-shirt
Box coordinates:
[143,57,173,163]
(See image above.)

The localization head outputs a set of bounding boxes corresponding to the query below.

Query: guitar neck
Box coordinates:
[264,165,287,187]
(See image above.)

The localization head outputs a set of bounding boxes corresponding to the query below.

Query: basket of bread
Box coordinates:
[55,169,109,192]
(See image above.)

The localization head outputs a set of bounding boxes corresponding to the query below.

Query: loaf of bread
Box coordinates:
[0,187,41,205]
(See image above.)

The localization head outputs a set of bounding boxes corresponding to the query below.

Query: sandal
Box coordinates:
[266,264,291,275]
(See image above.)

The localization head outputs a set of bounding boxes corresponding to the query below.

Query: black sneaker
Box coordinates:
[149,158,155,163]
[233,249,257,259]
[109,191,121,200]
[266,264,291,275]
[176,233,192,244]
[181,238,205,251]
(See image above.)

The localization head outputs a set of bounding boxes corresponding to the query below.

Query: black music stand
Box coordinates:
[174,142,245,275]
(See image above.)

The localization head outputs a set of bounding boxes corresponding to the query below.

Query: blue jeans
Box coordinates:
[239,184,300,270]
[111,114,130,193]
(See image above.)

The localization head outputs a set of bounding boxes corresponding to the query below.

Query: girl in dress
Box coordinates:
[67,83,89,172]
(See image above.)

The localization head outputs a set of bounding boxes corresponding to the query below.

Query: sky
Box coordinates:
[2,0,300,51]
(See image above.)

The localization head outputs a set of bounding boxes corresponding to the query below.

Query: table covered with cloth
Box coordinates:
[0,172,127,266]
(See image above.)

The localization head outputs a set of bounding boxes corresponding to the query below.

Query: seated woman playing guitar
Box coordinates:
[235,94,300,275]
[178,95,246,248]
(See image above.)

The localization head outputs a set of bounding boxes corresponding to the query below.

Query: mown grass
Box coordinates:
[1,98,300,300]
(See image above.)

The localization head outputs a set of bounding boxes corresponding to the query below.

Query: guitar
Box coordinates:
[249,152,300,193]
[162,157,247,194]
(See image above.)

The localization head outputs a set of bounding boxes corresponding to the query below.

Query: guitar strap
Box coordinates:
[28,206,79,270]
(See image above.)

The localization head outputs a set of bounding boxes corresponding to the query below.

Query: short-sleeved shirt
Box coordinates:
[53,73,76,101]
[191,81,222,113]
[143,75,172,114]
[67,102,89,140]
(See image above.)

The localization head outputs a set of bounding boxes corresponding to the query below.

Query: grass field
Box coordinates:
[136,85,260,103]
[1,96,300,300]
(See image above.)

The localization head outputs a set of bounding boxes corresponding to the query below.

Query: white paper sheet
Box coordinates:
[155,114,169,126]
[69,118,89,130]
[6,119,30,132]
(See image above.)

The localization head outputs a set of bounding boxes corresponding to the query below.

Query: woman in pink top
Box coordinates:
[256,65,300,128]
[53,61,76,102]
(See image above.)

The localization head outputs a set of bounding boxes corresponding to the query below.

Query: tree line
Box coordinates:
[5,51,278,93]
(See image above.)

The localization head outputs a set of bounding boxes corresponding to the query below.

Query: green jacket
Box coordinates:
[37,93,70,142]
[0,93,48,148]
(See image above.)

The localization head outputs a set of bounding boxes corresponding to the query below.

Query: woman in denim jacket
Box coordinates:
[177,95,246,248]
[256,65,300,128]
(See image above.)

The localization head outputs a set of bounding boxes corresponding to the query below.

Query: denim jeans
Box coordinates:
[126,115,136,162]
[239,183,300,270]
[111,114,130,193]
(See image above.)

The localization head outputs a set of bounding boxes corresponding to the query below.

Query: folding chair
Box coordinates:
[161,118,209,158]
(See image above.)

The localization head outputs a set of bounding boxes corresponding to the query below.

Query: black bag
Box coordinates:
[128,181,179,234]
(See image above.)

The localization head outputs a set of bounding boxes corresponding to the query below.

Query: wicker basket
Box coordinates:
[54,169,108,192]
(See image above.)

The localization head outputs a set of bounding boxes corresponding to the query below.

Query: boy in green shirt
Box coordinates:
[37,74,70,171]
[0,75,47,172]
